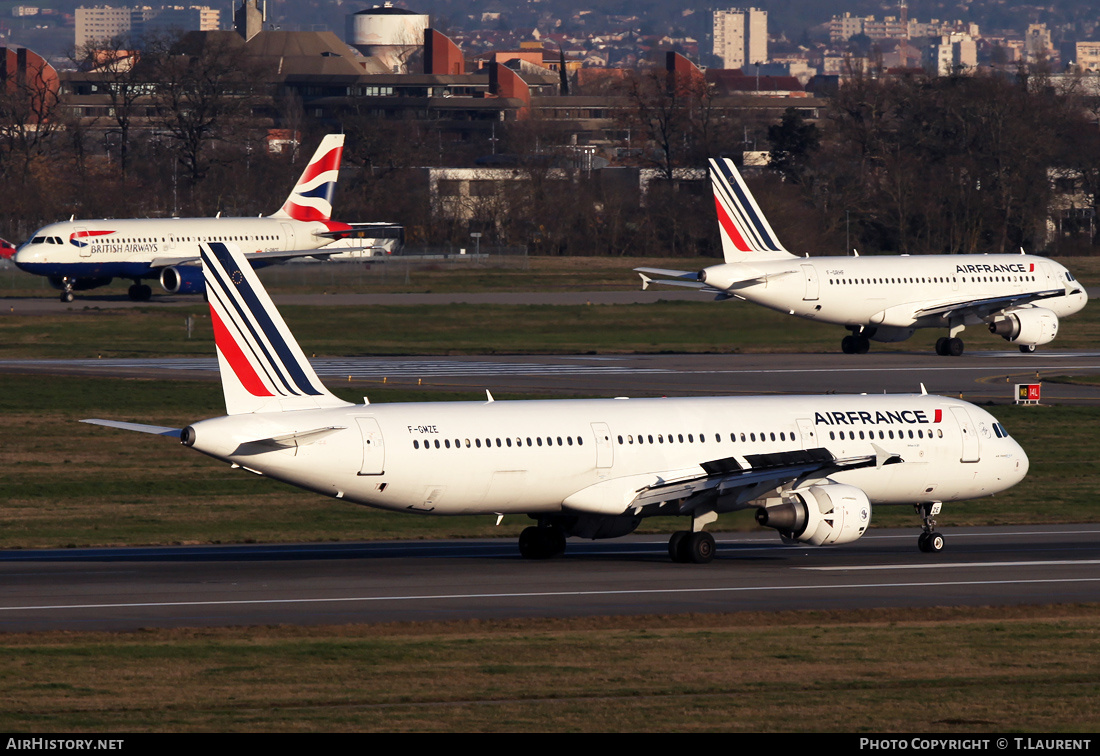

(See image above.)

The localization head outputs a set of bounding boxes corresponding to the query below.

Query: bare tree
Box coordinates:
[69,34,149,177]
[0,48,64,182]
[145,32,266,193]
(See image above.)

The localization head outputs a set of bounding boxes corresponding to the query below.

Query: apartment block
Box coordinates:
[712,7,767,69]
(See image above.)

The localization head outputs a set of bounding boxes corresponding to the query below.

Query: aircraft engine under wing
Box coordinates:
[628,445,902,515]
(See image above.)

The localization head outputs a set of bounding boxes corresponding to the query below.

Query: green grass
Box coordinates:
[0,606,1096,731]
[2,254,1097,358]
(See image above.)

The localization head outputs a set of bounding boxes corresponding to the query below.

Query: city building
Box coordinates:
[1075,41,1100,72]
[925,33,977,75]
[75,5,221,48]
[712,8,767,69]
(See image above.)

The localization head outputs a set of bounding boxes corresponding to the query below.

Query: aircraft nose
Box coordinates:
[12,245,36,270]
[1010,440,1030,484]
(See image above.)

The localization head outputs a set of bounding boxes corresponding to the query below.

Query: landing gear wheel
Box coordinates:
[842,334,871,354]
[1019,344,1036,354]
[682,532,715,564]
[935,337,948,356]
[668,530,689,562]
[518,526,566,559]
[128,283,153,302]
[918,531,945,553]
[947,338,964,356]
[60,291,74,303]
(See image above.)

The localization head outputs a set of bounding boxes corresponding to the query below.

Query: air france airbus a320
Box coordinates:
[83,242,1029,563]
[14,134,351,302]
[638,158,1087,356]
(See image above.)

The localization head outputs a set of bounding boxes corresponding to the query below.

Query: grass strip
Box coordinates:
[0,605,1096,732]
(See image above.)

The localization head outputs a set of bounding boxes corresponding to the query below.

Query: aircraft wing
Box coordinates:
[628,445,902,513]
[149,247,366,269]
[912,285,1080,321]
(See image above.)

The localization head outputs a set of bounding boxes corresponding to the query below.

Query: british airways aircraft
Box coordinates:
[14,134,351,302]
[83,242,1029,563]
[638,159,1087,356]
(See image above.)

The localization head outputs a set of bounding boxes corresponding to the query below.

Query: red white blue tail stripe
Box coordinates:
[271,134,344,222]
[201,242,349,415]
[709,158,795,264]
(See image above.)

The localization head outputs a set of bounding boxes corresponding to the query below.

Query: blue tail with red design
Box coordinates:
[269,134,345,223]
[709,158,797,264]
[201,242,350,415]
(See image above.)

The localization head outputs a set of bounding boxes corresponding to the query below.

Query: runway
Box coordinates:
[4,349,1100,402]
[1,525,1097,632]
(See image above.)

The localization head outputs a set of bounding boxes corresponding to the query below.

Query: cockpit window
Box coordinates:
[993,423,1011,439]
[1066,272,1076,282]
[31,236,45,244]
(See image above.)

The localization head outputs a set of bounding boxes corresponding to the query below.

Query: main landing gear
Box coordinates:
[668,530,715,563]
[935,337,964,356]
[841,333,870,354]
[128,282,153,301]
[668,510,719,563]
[518,524,566,559]
[915,502,944,553]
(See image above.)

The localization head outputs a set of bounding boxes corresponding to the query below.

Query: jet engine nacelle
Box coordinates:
[160,265,206,295]
[988,308,1059,346]
[755,483,871,546]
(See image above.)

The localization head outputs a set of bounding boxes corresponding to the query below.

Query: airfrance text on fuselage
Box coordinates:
[814,410,936,426]
[955,263,1031,274]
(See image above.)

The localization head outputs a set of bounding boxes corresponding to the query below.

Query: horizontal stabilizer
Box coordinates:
[81,419,181,437]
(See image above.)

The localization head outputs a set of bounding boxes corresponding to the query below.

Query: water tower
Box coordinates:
[346,3,429,73]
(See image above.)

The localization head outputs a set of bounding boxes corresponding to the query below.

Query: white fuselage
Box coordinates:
[13,216,343,282]
[702,254,1087,335]
[184,393,1027,517]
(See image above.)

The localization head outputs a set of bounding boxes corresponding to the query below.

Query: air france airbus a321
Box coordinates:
[638,158,1087,356]
[82,242,1028,563]
[14,134,351,302]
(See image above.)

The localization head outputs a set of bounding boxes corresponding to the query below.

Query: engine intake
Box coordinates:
[159,265,206,295]
[756,483,871,546]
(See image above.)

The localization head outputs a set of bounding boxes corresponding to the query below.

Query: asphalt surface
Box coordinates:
[3,350,1100,403]
[1,525,1097,632]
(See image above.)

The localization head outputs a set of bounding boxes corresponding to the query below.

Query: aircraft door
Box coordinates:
[796,418,818,448]
[74,227,91,258]
[280,223,296,251]
[950,407,980,463]
[591,422,613,472]
[355,417,386,475]
[801,264,819,301]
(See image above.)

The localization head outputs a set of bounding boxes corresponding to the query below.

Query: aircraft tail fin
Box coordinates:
[269,134,344,222]
[201,242,351,415]
[709,158,796,264]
